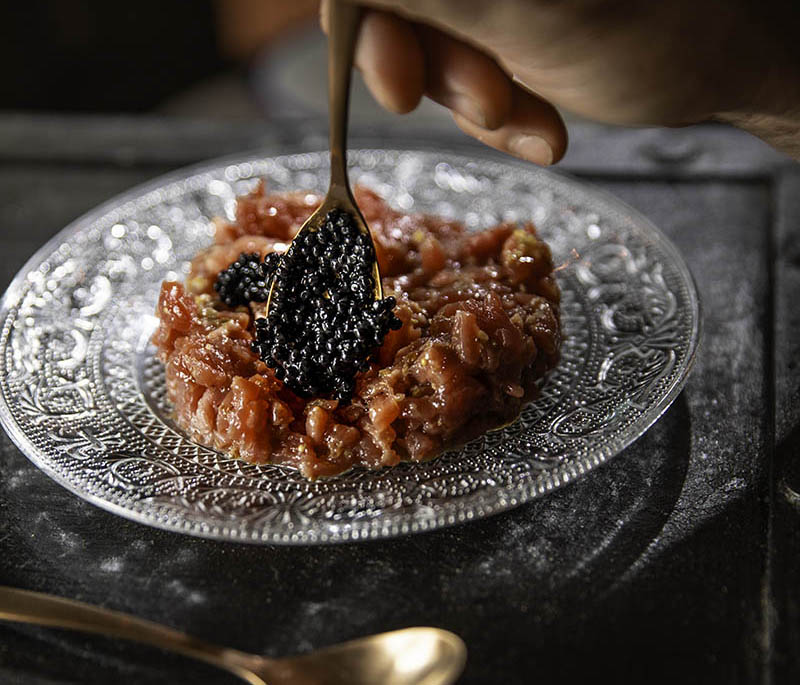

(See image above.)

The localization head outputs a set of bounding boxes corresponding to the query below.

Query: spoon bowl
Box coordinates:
[250,626,466,685]
[265,188,383,313]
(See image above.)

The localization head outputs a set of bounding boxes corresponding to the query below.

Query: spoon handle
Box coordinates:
[0,585,264,685]
[326,0,362,194]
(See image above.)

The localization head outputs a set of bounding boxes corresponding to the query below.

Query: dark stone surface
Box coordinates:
[0,115,797,684]
[773,167,800,683]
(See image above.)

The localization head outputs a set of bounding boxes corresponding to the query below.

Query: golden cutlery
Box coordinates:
[0,585,466,685]
[265,0,383,313]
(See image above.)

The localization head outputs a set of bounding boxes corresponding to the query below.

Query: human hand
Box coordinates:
[321,0,800,162]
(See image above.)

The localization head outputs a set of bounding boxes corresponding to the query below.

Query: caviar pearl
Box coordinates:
[214,252,279,307]
[247,209,401,402]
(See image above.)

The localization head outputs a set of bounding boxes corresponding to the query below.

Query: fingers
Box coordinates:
[321,1,426,114]
[322,3,513,127]
[417,26,514,130]
[320,3,568,165]
[355,10,427,114]
[452,86,568,165]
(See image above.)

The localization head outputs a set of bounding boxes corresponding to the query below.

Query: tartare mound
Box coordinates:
[153,182,561,478]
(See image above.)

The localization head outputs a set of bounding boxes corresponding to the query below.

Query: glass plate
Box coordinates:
[0,149,700,544]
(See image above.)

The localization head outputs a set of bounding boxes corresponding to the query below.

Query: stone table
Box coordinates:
[0,114,797,684]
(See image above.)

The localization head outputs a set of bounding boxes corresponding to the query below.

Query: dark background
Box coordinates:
[1,2,224,112]
[0,2,799,685]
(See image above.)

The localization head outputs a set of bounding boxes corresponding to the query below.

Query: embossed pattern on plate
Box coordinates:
[0,150,699,543]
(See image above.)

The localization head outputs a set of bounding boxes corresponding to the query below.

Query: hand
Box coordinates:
[322,0,800,162]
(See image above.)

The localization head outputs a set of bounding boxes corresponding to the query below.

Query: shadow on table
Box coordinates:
[0,395,692,684]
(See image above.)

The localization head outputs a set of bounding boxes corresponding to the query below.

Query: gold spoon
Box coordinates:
[0,585,466,685]
[266,0,382,313]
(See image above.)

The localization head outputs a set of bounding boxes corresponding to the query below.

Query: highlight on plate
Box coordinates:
[153,181,561,479]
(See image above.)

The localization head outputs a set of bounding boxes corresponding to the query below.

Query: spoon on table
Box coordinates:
[252,0,400,402]
[0,585,467,685]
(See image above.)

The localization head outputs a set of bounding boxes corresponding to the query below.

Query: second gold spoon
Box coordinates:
[0,585,467,685]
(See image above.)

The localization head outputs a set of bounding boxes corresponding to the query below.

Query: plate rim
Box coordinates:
[0,145,702,544]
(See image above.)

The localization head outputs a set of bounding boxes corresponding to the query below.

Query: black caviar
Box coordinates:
[213,252,281,307]
[241,209,401,402]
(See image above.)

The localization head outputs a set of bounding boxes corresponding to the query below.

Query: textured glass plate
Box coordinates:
[0,149,699,544]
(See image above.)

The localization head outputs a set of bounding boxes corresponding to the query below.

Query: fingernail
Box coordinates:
[508,134,554,166]
[441,93,489,129]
